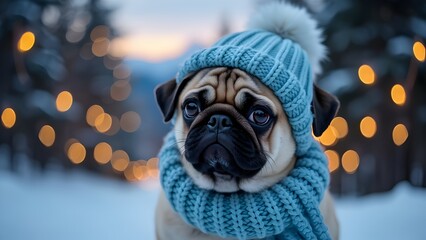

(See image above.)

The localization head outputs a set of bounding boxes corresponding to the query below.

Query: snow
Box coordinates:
[1,169,425,240]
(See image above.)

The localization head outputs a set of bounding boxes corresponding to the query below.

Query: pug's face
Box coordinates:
[173,68,296,192]
[155,67,338,193]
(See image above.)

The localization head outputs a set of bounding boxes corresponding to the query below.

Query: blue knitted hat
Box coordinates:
[176,2,326,156]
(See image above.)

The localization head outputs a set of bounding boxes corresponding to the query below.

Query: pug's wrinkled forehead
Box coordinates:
[179,67,279,121]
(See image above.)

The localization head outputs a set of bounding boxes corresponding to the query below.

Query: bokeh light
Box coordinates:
[124,162,137,182]
[391,84,406,106]
[319,126,338,146]
[392,124,408,146]
[110,80,131,101]
[120,111,141,133]
[358,64,375,85]
[325,150,340,173]
[86,105,104,127]
[67,142,86,164]
[18,31,35,52]
[113,64,131,79]
[111,150,129,172]
[1,108,16,128]
[38,125,55,147]
[413,41,425,62]
[56,91,73,112]
[133,161,148,181]
[360,116,377,138]
[147,157,159,178]
[92,37,110,57]
[330,117,348,139]
[90,25,109,41]
[342,150,360,174]
[105,115,121,136]
[94,142,112,164]
[95,113,112,133]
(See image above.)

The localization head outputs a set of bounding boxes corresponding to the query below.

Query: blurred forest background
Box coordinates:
[1,0,425,196]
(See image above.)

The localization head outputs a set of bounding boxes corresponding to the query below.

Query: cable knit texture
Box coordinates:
[159,132,330,239]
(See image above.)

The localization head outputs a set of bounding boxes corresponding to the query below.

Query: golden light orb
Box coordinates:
[38,125,55,147]
[1,108,16,128]
[94,113,112,133]
[67,142,86,164]
[56,91,73,112]
[324,150,339,173]
[18,31,36,52]
[341,150,360,174]
[111,150,130,172]
[94,142,113,164]
[330,117,348,139]
[319,126,338,146]
[358,64,375,85]
[392,124,408,146]
[360,116,377,138]
[413,41,425,62]
[391,84,406,106]
[86,105,104,127]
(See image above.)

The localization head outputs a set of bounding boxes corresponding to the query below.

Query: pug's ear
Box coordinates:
[311,84,340,137]
[155,75,194,122]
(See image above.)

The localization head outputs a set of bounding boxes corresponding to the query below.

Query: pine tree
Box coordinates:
[316,0,426,194]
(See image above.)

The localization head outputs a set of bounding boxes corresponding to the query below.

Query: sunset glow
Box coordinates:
[109,34,191,61]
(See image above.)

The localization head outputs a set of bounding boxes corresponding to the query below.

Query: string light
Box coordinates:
[105,115,120,136]
[110,80,131,101]
[18,31,36,52]
[90,25,109,41]
[56,91,73,112]
[133,161,148,180]
[113,64,131,80]
[360,116,377,138]
[147,157,159,178]
[120,111,141,133]
[391,84,406,106]
[94,142,112,164]
[124,162,137,181]
[38,125,55,147]
[94,113,112,133]
[413,41,425,62]
[341,150,360,174]
[358,64,375,85]
[330,117,348,139]
[111,150,129,172]
[86,105,104,127]
[319,126,338,146]
[92,37,110,57]
[67,142,86,164]
[324,150,339,173]
[1,108,16,128]
[392,124,408,146]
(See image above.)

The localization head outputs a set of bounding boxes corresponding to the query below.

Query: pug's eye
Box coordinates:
[184,101,200,118]
[249,109,270,126]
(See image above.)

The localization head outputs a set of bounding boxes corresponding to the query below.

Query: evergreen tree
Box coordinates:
[316,0,426,194]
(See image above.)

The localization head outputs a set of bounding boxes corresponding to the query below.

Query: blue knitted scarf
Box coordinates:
[159,131,331,240]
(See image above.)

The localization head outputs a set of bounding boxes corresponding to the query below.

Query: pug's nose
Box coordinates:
[207,114,232,132]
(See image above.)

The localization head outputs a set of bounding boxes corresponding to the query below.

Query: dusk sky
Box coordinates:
[102,0,253,61]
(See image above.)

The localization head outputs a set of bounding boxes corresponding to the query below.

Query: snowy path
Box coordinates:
[1,170,425,240]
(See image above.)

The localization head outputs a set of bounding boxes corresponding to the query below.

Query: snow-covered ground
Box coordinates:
[1,169,425,240]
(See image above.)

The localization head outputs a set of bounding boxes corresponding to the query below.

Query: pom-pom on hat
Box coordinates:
[175,1,333,155]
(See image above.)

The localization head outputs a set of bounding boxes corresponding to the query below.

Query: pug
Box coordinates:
[154,67,339,240]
